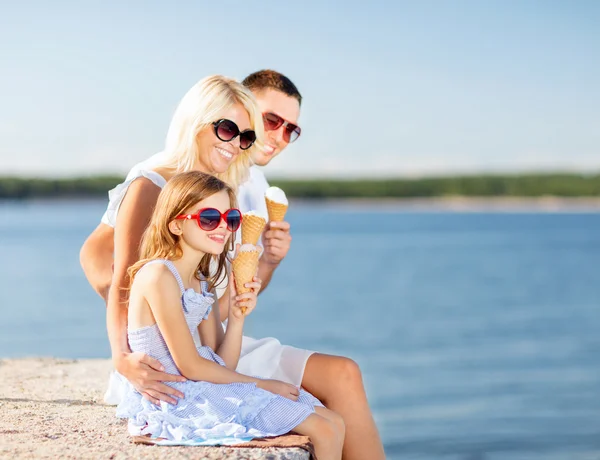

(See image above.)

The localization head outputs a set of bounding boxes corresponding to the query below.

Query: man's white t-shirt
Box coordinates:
[237,166,270,215]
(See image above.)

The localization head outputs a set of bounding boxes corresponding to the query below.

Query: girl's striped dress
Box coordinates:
[115,259,322,444]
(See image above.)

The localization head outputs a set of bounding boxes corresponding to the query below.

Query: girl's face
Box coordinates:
[195,103,252,174]
[177,190,234,255]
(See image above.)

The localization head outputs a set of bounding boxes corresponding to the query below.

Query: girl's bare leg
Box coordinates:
[302,353,385,460]
[293,412,343,460]
[314,406,345,444]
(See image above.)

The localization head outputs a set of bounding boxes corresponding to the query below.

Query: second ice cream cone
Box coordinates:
[241,212,266,245]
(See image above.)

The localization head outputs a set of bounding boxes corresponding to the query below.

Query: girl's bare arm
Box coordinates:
[143,265,260,384]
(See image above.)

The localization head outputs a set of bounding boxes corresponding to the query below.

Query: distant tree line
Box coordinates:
[0,173,599,199]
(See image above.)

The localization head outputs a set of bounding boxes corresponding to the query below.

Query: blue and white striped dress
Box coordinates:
[116,259,322,445]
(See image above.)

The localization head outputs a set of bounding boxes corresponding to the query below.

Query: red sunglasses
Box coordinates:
[263,112,301,143]
[175,208,242,232]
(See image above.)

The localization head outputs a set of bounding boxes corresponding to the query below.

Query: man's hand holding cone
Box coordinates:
[265,186,288,222]
[262,186,292,266]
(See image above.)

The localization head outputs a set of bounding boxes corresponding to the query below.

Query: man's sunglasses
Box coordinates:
[212,119,256,150]
[175,208,242,232]
[263,112,301,143]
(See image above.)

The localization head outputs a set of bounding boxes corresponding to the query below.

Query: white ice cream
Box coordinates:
[238,243,259,253]
[265,186,288,205]
[244,210,267,221]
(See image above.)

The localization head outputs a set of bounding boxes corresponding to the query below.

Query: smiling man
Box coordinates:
[222,70,385,460]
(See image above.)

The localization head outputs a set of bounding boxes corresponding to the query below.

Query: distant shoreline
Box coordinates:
[2,172,599,201]
[294,196,600,211]
[3,195,599,212]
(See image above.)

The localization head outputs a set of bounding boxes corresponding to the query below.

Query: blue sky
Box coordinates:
[1,1,599,178]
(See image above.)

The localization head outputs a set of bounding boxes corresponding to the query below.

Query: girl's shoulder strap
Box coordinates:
[142,259,185,295]
[197,271,209,295]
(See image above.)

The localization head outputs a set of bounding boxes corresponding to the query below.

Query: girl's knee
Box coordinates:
[310,414,340,441]
[317,407,345,433]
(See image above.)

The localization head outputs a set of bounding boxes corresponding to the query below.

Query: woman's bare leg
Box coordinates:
[293,411,343,460]
[302,353,385,460]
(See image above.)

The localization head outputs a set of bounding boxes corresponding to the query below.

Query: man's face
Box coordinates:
[252,89,301,166]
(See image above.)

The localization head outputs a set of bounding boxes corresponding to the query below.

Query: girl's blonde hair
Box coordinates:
[128,171,236,292]
[159,75,264,189]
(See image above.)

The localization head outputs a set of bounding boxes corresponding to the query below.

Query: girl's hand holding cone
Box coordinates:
[230,243,262,318]
[229,274,261,320]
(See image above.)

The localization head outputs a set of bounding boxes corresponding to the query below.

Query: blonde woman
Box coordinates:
[96,75,263,404]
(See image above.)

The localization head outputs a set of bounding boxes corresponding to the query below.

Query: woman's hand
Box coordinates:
[116,351,186,405]
[229,275,262,321]
[256,379,300,401]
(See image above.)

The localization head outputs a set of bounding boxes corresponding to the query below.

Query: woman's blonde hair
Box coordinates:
[159,75,264,189]
[128,171,236,292]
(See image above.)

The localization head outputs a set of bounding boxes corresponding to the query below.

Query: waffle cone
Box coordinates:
[232,248,260,314]
[232,250,260,294]
[266,198,288,222]
[242,214,266,245]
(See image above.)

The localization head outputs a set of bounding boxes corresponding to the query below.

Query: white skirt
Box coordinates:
[236,335,314,387]
[194,327,314,387]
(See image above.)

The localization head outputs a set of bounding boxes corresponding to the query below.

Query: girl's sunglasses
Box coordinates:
[263,112,301,143]
[213,119,256,150]
[175,208,242,232]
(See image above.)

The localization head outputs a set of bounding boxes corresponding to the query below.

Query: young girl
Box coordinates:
[116,171,344,459]
[98,75,263,406]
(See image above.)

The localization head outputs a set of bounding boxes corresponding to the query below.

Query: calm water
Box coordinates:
[1,199,599,460]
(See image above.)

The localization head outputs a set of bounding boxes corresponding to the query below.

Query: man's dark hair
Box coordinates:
[242,70,302,106]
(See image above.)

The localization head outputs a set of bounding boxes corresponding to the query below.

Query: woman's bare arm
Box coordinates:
[79,223,115,301]
[107,178,185,404]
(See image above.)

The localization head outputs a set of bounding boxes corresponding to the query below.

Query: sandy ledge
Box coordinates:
[0,358,309,459]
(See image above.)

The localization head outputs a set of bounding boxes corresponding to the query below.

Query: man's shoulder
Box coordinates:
[238,166,270,214]
[248,166,269,186]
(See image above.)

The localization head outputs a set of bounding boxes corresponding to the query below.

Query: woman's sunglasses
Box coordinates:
[213,119,256,150]
[175,208,242,232]
[263,112,301,143]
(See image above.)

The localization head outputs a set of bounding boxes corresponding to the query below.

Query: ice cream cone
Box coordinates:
[241,212,267,245]
[265,198,288,222]
[265,186,289,222]
[232,244,261,314]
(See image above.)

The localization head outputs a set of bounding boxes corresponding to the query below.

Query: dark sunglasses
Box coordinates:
[263,112,301,143]
[175,208,242,232]
[212,119,256,150]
